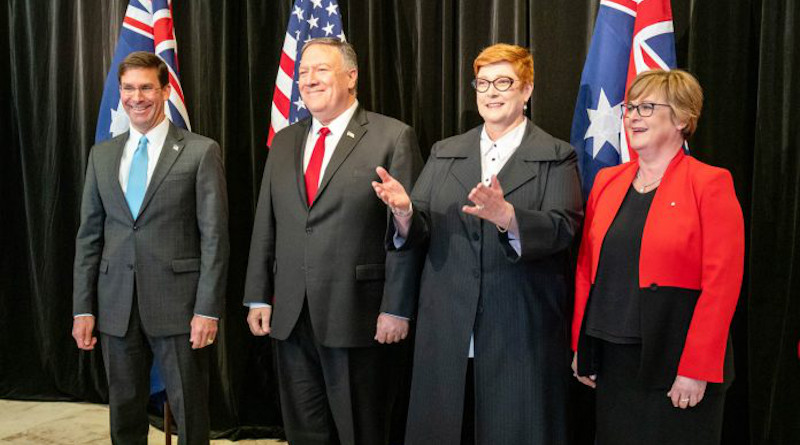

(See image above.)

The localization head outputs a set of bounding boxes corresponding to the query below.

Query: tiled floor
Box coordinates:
[0,400,281,444]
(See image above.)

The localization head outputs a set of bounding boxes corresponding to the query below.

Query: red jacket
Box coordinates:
[572,150,744,383]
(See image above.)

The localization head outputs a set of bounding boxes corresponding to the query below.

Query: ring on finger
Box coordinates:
[680,398,690,402]
[476,204,485,210]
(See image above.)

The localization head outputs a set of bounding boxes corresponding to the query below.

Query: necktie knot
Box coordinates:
[137,135,149,152]
[318,127,331,138]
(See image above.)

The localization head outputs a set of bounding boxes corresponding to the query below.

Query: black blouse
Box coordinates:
[584,185,656,344]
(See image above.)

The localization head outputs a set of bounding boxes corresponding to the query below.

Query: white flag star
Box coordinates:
[292,5,304,21]
[110,102,130,137]
[584,89,623,158]
[337,31,346,42]
[325,2,339,16]
[294,97,306,110]
[322,22,335,36]
[310,0,323,9]
[307,15,319,29]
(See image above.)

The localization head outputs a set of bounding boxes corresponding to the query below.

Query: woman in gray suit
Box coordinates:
[373,44,583,445]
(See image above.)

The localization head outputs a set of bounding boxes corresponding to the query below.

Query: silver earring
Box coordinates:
[523,104,528,111]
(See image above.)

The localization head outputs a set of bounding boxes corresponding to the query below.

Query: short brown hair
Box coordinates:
[117,51,169,87]
[627,69,704,138]
[473,44,534,86]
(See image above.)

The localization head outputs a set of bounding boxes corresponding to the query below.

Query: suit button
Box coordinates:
[649,283,659,291]
[127,264,134,270]
[477,305,484,314]
[132,225,139,231]
[473,269,480,278]
[472,232,480,241]
[306,227,313,234]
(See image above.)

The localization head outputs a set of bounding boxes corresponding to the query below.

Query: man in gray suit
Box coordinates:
[72,51,229,445]
[244,38,422,445]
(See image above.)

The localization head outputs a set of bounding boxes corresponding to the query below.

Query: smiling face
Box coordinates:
[298,44,357,125]
[475,62,533,135]
[624,93,686,153]
[120,67,170,134]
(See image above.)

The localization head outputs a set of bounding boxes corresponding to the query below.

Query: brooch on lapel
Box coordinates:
[172,144,180,152]
[346,131,355,138]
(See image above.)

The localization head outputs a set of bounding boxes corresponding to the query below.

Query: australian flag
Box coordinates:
[95,0,190,143]
[268,0,345,147]
[570,0,677,198]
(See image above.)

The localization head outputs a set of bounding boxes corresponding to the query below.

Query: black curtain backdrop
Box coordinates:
[2,0,798,443]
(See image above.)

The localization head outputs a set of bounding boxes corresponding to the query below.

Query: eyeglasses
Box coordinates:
[471,77,517,93]
[622,102,671,117]
[119,85,163,97]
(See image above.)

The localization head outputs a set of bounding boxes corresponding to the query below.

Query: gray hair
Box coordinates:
[301,37,359,72]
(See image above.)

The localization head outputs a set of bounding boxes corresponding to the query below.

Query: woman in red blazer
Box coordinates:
[571,69,744,444]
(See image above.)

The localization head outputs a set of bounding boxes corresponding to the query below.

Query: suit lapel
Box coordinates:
[437,129,482,242]
[294,119,313,207]
[109,133,135,221]
[312,107,367,207]
[496,121,541,196]
[136,123,184,219]
[445,132,481,193]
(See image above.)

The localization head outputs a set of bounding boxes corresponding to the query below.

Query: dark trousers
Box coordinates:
[594,340,726,445]
[275,302,400,445]
[100,296,210,445]
[461,358,475,445]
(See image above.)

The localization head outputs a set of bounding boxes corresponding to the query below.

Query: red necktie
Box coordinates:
[305,127,330,206]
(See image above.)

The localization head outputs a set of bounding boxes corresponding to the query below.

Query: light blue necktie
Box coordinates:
[126,135,149,218]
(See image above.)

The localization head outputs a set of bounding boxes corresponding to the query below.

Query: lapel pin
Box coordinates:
[172,144,180,151]
[346,131,355,138]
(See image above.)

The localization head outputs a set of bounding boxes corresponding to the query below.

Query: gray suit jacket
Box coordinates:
[73,123,229,337]
[243,106,423,348]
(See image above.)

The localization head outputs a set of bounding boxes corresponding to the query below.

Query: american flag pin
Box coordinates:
[172,144,179,151]
[346,131,355,138]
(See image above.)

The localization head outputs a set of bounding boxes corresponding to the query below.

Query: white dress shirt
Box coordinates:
[303,100,359,177]
[118,117,170,192]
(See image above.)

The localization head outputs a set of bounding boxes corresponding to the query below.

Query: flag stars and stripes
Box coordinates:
[307,15,319,29]
[325,2,339,16]
[293,5,304,21]
[267,0,345,147]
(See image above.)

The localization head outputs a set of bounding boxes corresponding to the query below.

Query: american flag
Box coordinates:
[95,0,190,143]
[267,0,346,147]
[569,0,677,198]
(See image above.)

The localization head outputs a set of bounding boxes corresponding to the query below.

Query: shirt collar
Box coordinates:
[128,117,170,147]
[480,119,527,155]
[311,100,359,137]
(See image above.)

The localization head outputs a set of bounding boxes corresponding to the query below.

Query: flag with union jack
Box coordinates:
[95,0,190,143]
[570,0,677,198]
[267,0,346,147]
